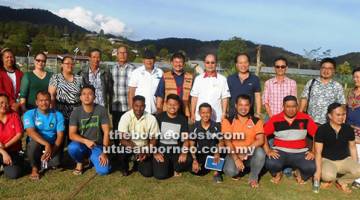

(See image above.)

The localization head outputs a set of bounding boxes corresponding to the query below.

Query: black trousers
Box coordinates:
[111,111,126,132]
[118,153,153,177]
[265,150,316,181]
[152,153,193,180]
[0,151,24,179]
[27,140,62,169]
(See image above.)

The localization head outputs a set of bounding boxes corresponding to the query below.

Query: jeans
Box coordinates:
[223,147,266,181]
[68,142,111,175]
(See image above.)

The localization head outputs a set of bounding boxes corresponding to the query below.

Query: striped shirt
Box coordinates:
[262,77,297,116]
[110,63,136,112]
[264,112,318,153]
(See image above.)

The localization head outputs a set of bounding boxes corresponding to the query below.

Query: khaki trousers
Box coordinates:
[321,157,360,185]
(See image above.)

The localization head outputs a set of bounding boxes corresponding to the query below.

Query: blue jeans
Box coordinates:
[68,142,111,175]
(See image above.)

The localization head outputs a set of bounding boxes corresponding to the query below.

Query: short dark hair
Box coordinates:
[133,95,145,103]
[199,103,212,112]
[327,102,343,114]
[236,94,251,104]
[320,57,336,69]
[61,56,74,64]
[353,67,360,75]
[89,48,102,57]
[283,95,297,105]
[273,56,288,66]
[80,85,96,95]
[34,52,47,60]
[234,53,250,63]
[171,52,185,62]
[36,90,51,99]
[204,53,217,62]
[166,94,181,104]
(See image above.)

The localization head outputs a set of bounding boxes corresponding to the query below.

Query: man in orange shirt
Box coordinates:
[222,94,265,188]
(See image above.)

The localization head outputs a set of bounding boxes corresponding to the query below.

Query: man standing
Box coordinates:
[222,94,265,188]
[190,54,230,123]
[129,50,163,114]
[24,91,65,180]
[109,46,136,132]
[264,96,318,184]
[300,58,346,125]
[68,85,111,175]
[118,95,159,177]
[227,53,261,117]
[155,52,193,117]
[263,57,297,118]
[78,49,109,108]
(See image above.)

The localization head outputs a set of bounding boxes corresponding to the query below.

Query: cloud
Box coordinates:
[55,6,131,36]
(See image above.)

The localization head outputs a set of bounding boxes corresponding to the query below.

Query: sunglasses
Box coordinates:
[205,61,216,64]
[275,65,287,69]
[35,59,46,63]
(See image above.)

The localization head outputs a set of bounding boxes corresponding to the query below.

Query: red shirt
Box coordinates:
[0,67,24,106]
[0,112,23,152]
[264,112,317,152]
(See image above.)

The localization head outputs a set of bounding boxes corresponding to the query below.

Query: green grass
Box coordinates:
[1,167,359,200]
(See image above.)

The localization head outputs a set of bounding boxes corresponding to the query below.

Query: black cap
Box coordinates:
[143,49,156,59]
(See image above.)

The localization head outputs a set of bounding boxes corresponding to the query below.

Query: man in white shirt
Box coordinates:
[128,50,163,114]
[190,54,230,123]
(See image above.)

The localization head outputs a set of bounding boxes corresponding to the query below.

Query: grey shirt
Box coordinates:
[69,104,109,144]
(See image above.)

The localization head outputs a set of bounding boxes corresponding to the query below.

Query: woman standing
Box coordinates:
[48,56,82,141]
[0,48,23,113]
[20,52,53,111]
[0,94,24,179]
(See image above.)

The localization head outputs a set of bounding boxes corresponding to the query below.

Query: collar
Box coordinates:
[279,111,302,121]
[172,70,184,77]
[117,62,129,69]
[89,67,100,75]
[204,71,217,78]
[141,65,158,74]
[316,77,334,84]
[130,110,146,121]
[273,76,289,84]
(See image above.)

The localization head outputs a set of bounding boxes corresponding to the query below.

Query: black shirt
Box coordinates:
[315,123,355,161]
[191,121,221,150]
[156,112,188,146]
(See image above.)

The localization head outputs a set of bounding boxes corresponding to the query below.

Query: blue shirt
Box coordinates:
[155,71,185,98]
[347,107,360,127]
[227,73,261,105]
[23,108,65,144]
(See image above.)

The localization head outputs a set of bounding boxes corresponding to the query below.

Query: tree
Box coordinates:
[337,61,352,90]
[217,37,247,69]
[158,48,169,60]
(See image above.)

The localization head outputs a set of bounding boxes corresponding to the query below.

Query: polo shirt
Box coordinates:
[315,123,355,161]
[0,112,23,152]
[227,73,261,106]
[191,121,221,149]
[222,116,264,147]
[156,112,188,146]
[264,112,318,153]
[23,108,65,144]
[128,65,163,114]
[190,73,230,122]
[155,71,185,98]
[118,110,159,147]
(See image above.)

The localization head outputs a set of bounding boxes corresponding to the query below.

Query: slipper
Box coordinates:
[249,180,259,188]
[270,173,282,184]
[72,168,83,176]
[320,181,333,189]
[335,181,352,194]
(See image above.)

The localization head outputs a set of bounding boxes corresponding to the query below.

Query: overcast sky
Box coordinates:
[1,0,359,56]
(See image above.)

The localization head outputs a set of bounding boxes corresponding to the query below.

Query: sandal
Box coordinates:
[270,172,282,184]
[293,170,306,185]
[72,168,83,176]
[335,181,352,194]
[174,172,182,177]
[320,181,332,189]
[249,180,259,188]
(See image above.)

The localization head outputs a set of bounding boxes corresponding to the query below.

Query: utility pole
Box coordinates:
[255,45,262,76]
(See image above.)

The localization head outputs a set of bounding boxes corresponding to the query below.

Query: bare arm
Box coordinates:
[156,96,164,114]
[264,103,272,117]
[48,85,57,108]
[314,142,323,181]
[299,98,308,113]
[4,132,22,149]
[128,87,136,109]
[221,97,229,118]
[255,92,262,115]
[191,96,198,121]
[69,125,90,144]
[26,128,51,147]
[349,140,358,162]
[251,133,265,148]
[101,124,111,147]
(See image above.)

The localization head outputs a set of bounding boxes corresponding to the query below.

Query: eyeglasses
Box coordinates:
[320,66,334,70]
[63,63,73,65]
[275,65,287,69]
[35,59,46,63]
[205,61,216,64]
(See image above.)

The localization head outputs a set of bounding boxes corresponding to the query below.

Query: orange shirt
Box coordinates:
[221,116,264,147]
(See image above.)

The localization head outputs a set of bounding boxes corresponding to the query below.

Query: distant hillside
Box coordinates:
[0,6,89,33]
[335,52,360,68]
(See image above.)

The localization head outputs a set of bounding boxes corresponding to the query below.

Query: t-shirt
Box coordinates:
[227,73,261,107]
[23,108,65,144]
[0,112,23,152]
[315,123,355,161]
[222,116,263,147]
[7,71,17,95]
[118,110,159,147]
[69,104,109,144]
[156,112,188,146]
[264,112,318,153]
[191,121,220,149]
[20,71,53,108]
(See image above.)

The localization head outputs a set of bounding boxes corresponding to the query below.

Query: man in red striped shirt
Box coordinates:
[264,95,318,184]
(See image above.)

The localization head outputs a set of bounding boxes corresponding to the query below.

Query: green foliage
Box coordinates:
[337,61,352,75]
[217,37,247,69]
[158,48,169,60]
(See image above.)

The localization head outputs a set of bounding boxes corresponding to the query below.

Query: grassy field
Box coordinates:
[0,77,356,200]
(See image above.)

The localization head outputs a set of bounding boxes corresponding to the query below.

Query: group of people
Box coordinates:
[0,46,360,193]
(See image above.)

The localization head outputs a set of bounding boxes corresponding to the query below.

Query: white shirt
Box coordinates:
[7,72,17,94]
[128,65,163,114]
[190,73,230,122]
